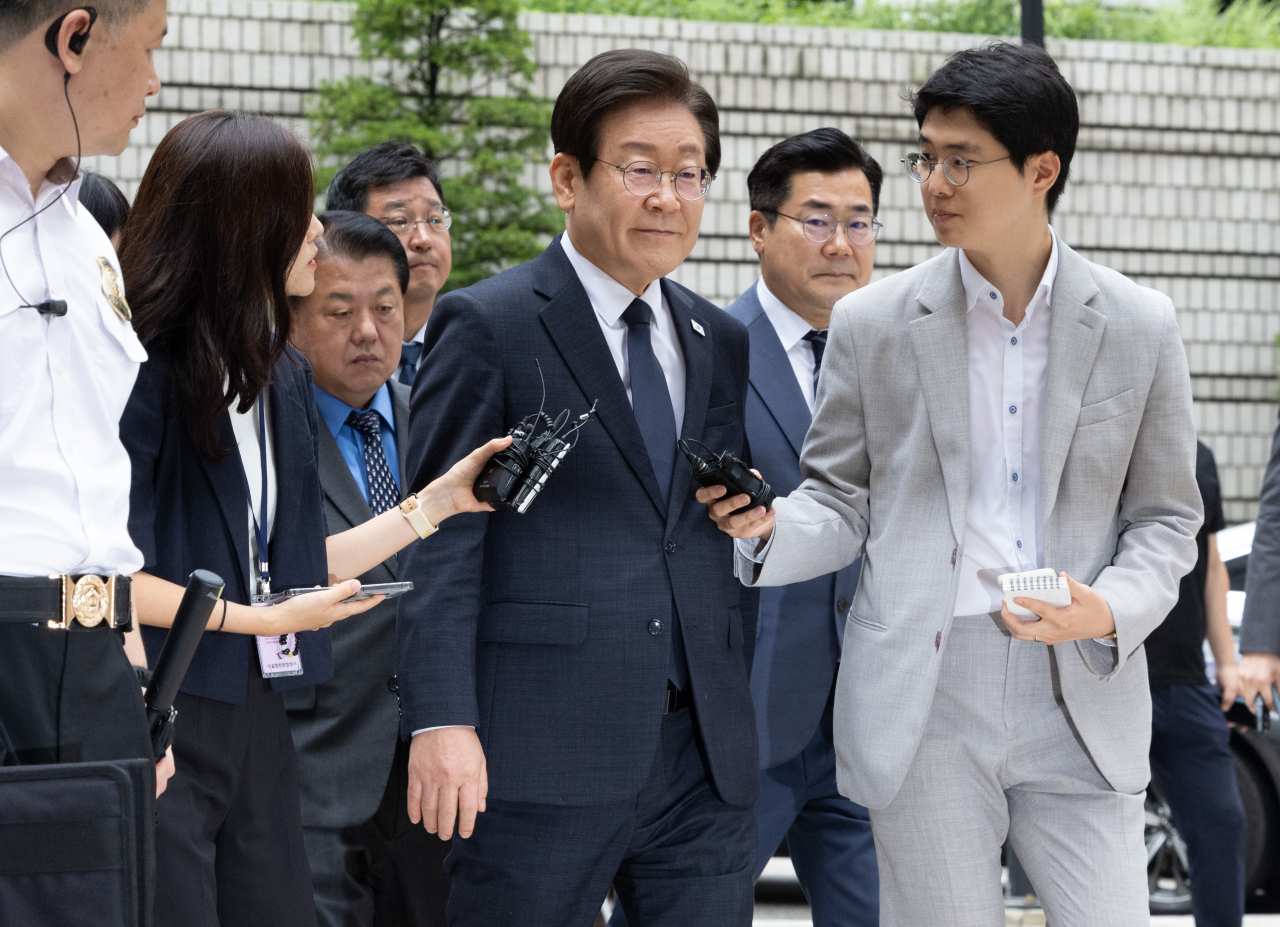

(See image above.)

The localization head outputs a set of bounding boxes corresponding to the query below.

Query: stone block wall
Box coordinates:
[90,0,1280,520]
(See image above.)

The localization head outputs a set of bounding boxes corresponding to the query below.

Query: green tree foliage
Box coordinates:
[310,0,562,291]
[521,0,1280,50]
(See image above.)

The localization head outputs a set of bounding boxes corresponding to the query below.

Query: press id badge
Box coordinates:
[255,633,303,678]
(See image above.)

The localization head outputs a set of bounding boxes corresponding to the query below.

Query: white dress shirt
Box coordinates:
[953,230,1059,616]
[228,391,278,591]
[561,232,686,433]
[756,278,821,411]
[0,148,147,577]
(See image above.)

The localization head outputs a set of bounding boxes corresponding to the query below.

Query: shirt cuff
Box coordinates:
[411,725,475,736]
[735,533,774,563]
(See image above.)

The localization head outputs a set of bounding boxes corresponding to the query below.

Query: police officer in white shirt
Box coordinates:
[0,0,172,792]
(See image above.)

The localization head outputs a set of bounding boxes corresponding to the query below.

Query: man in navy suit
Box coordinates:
[725,129,882,926]
[397,49,759,925]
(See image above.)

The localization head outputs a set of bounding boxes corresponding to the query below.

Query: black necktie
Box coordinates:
[621,298,688,690]
[803,329,827,395]
[347,409,400,515]
[622,298,678,504]
[397,342,423,387]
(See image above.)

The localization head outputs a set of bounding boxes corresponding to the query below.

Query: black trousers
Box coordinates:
[445,706,756,927]
[1150,682,1247,927]
[153,669,316,927]
[304,736,451,927]
[0,623,151,765]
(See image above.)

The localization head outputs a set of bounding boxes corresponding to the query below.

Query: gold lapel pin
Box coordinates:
[97,256,132,322]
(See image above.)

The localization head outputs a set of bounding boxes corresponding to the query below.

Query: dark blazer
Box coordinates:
[1242,412,1280,653]
[122,348,332,705]
[725,286,860,770]
[398,235,759,808]
[284,380,409,829]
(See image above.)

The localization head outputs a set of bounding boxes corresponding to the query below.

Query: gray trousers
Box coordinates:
[869,613,1148,927]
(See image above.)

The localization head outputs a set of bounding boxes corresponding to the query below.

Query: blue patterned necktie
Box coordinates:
[803,329,827,394]
[346,409,400,514]
[397,342,423,387]
[622,298,678,504]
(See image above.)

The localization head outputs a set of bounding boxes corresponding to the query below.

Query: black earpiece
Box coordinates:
[44,7,97,60]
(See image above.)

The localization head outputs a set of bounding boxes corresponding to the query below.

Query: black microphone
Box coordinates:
[34,299,67,317]
[143,569,225,761]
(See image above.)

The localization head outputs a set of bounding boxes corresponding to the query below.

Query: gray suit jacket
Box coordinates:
[284,380,410,829]
[1241,414,1280,653]
[738,242,1202,811]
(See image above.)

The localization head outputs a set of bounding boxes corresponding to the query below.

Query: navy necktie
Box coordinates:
[621,297,688,690]
[347,409,400,515]
[397,342,423,387]
[803,329,827,395]
[622,298,678,504]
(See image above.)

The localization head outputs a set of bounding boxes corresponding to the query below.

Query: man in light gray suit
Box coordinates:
[287,211,449,927]
[701,43,1202,926]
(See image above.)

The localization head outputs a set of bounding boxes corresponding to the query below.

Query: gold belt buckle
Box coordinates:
[48,574,118,629]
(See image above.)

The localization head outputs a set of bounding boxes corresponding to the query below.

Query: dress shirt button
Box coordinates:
[1012,472,1019,482]
[1010,337,1018,345]
[989,292,997,300]
[1017,540,1023,549]
[1009,405,1017,414]
[665,539,676,555]
[837,598,850,613]
[648,619,664,636]
[387,676,398,694]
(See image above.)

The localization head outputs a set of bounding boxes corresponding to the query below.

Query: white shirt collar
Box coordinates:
[406,321,428,345]
[560,231,663,327]
[0,144,82,215]
[958,226,1059,319]
[756,278,820,351]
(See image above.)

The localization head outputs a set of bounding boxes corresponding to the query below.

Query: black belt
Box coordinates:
[0,574,132,631]
[663,681,693,714]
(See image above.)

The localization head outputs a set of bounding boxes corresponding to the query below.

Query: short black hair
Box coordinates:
[551,48,720,179]
[317,210,411,295]
[78,170,130,240]
[325,141,444,213]
[911,42,1078,214]
[748,128,883,223]
[0,0,148,54]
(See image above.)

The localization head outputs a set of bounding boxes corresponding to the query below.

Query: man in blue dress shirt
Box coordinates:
[288,210,451,927]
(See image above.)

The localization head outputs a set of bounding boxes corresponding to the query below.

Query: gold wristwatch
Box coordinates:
[399,493,438,539]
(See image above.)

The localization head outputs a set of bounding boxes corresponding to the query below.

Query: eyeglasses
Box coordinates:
[380,209,452,237]
[901,152,1011,187]
[771,210,882,246]
[597,160,714,201]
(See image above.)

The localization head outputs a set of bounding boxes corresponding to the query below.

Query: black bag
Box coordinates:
[0,759,155,927]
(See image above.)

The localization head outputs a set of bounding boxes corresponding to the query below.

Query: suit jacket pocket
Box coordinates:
[1076,389,1138,428]
[478,601,589,645]
[704,402,738,430]
[848,608,888,633]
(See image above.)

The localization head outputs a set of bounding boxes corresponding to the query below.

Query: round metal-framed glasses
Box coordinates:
[380,209,453,236]
[598,160,714,201]
[901,152,1011,187]
[771,210,882,246]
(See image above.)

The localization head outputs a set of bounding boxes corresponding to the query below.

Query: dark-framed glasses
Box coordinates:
[772,210,882,246]
[901,152,1011,187]
[380,208,453,236]
[598,160,714,201]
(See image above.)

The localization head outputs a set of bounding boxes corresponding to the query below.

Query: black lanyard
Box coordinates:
[239,392,271,599]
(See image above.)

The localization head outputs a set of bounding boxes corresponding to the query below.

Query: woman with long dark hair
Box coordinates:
[118,111,507,926]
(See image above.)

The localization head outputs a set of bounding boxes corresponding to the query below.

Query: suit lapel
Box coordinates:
[197,412,253,597]
[1038,243,1105,528]
[318,423,375,530]
[536,241,667,519]
[747,311,811,459]
[390,380,411,483]
[908,250,971,544]
[664,280,711,526]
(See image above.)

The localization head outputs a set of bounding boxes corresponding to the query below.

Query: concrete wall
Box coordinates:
[92,0,1280,520]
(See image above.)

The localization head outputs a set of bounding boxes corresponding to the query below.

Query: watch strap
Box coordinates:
[400,494,438,539]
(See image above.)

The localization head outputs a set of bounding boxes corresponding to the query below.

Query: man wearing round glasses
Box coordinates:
[723,127,882,927]
[398,49,760,925]
[701,43,1200,926]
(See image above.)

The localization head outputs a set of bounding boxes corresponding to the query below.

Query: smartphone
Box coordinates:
[254,582,414,606]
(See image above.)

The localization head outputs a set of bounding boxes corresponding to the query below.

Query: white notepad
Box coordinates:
[998,568,1071,618]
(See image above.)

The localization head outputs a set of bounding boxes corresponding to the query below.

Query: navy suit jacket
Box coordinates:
[122,348,332,705]
[725,285,860,770]
[398,235,759,807]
